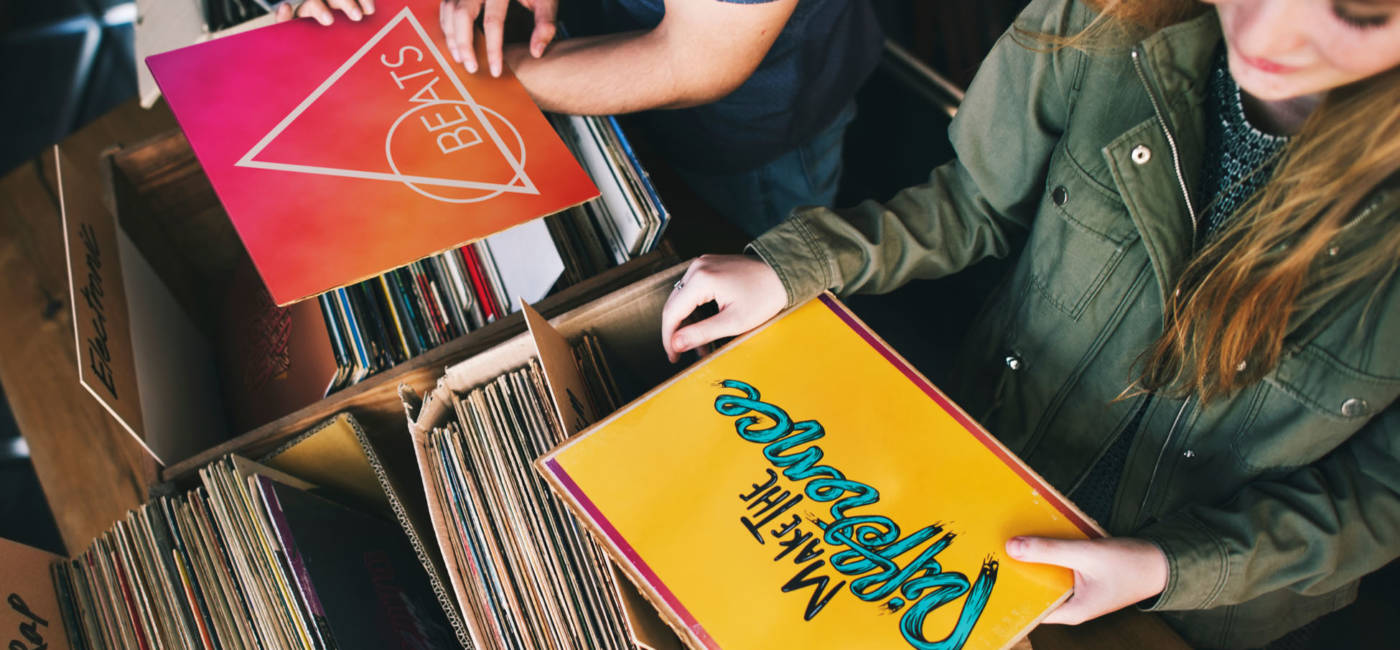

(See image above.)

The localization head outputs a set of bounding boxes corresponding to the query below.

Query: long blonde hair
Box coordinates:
[1038,1,1400,403]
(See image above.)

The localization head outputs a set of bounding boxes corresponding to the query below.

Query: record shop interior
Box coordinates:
[0,1,1396,649]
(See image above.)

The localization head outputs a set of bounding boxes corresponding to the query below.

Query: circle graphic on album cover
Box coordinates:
[385,100,528,203]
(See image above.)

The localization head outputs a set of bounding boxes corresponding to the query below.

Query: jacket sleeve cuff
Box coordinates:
[1135,513,1232,611]
[745,210,843,308]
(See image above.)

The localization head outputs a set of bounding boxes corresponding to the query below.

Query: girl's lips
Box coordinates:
[1236,51,1302,74]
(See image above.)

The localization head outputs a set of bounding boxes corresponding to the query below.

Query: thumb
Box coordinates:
[1006,536,1091,570]
[670,308,748,355]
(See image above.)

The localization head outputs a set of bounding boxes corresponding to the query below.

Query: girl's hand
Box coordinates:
[275,0,375,25]
[1005,536,1169,625]
[660,255,787,363]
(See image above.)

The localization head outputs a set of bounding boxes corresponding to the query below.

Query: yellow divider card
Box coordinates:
[540,295,1100,650]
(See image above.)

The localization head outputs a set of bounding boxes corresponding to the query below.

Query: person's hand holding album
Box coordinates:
[661,255,787,364]
[1005,535,1169,625]
[440,0,559,77]
[275,0,376,25]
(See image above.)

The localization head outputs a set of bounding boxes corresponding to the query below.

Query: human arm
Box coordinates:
[1004,400,1399,627]
[1135,401,1400,611]
[445,0,797,113]
[659,0,1090,358]
[745,0,1089,308]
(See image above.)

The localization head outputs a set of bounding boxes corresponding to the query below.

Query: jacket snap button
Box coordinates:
[1005,355,1024,371]
[1052,186,1069,206]
[1182,450,1195,459]
[1131,145,1152,165]
[1341,398,1369,418]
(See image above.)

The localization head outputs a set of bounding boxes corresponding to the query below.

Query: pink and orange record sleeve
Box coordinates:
[147,0,598,305]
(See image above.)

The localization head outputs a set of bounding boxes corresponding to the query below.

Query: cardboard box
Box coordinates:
[0,411,464,650]
[55,133,676,470]
[405,262,688,649]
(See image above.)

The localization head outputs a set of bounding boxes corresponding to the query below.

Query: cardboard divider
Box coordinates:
[259,413,474,649]
[58,146,149,452]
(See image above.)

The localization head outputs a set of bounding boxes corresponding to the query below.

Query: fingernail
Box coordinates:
[466,60,477,73]
[1007,537,1026,558]
[491,63,501,77]
[532,43,543,57]
[318,15,332,25]
[349,8,361,20]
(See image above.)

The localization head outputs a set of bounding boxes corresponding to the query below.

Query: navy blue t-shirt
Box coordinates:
[596,0,883,174]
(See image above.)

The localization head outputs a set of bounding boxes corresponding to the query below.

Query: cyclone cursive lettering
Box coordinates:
[715,380,997,649]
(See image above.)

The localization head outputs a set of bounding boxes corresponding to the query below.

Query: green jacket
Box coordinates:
[749,0,1400,647]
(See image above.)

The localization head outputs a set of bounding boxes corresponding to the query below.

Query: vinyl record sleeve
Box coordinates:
[540,294,1104,650]
[147,0,599,305]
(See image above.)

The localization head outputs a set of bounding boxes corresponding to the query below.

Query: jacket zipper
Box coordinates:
[1131,47,1200,523]
[1138,396,1192,519]
[1131,48,1199,248]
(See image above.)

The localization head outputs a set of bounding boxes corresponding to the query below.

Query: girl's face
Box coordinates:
[1205,0,1400,100]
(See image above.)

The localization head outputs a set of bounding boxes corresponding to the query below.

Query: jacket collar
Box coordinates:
[1102,11,1222,308]
[1134,8,1222,196]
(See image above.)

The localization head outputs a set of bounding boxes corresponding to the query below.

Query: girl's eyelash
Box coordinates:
[1332,4,1392,29]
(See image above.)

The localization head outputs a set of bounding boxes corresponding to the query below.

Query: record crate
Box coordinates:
[397,261,691,649]
[161,261,692,649]
[54,123,677,479]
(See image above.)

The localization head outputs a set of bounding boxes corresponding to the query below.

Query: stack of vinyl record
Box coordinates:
[423,333,638,650]
[318,240,514,392]
[550,114,669,264]
[50,456,455,650]
[319,114,668,393]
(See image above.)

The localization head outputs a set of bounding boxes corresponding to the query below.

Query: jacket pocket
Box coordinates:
[1232,344,1400,473]
[1026,143,1139,320]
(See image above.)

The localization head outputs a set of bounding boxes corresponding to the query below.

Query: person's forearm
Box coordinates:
[505,30,731,115]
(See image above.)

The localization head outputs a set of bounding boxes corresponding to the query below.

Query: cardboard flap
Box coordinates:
[59,145,229,466]
[263,413,475,649]
[522,300,681,650]
[0,538,72,650]
[262,414,389,515]
[612,563,685,650]
[522,300,595,436]
[407,379,456,442]
[58,146,147,451]
[231,454,317,491]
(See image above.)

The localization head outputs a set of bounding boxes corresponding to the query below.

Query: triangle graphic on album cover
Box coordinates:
[235,8,538,200]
